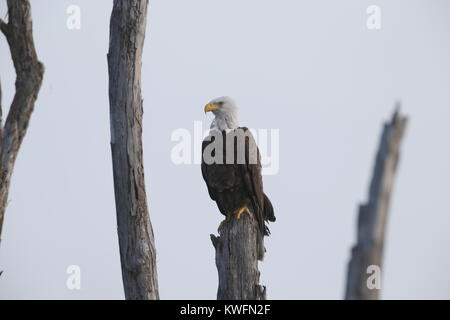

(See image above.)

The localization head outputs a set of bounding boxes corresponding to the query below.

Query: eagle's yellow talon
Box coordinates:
[218,207,252,232]
[234,206,252,219]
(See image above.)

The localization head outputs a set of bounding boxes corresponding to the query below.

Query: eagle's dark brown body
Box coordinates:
[201,127,275,236]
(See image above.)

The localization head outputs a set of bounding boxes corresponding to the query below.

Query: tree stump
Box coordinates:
[211,211,266,300]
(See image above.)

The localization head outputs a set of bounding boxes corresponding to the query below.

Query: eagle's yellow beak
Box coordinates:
[204,102,221,114]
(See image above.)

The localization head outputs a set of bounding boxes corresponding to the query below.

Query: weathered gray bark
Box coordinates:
[0,0,44,242]
[345,107,408,300]
[211,212,266,300]
[107,0,159,300]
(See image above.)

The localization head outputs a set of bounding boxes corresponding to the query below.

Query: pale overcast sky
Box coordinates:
[0,0,449,299]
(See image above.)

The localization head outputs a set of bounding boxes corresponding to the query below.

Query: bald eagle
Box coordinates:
[201,96,275,258]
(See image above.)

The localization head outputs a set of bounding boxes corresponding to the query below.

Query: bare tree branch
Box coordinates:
[345,106,408,300]
[0,0,44,240]
[107,0,159,300]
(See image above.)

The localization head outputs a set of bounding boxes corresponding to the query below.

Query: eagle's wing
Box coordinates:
[202,136,229,216]
[201,138,216,201]
[237,127,267,235]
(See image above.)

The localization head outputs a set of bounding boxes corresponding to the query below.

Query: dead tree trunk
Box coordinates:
[107,0,159,300]
[345,107,408,300]
[0,0,44,242]
[211,212,266,300]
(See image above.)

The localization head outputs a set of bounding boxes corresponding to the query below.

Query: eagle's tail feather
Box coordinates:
[263,193,276,222]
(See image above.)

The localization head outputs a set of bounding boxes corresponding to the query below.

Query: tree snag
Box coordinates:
[345,106,408,300]
[211,211,267,300]
[0,0,44,242]
[107,0,159,299]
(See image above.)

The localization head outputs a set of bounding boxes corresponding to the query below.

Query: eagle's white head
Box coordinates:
[204,96,239,131]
